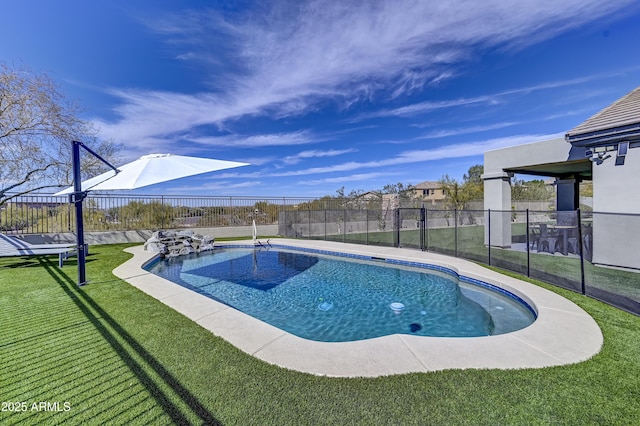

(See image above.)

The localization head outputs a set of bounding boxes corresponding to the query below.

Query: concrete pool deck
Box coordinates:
[113,239,603,377]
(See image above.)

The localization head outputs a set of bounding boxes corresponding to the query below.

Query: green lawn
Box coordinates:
[1,244,639,425]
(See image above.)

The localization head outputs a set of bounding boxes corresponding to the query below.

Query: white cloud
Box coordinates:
[360,96,495,120]
[282,148,357,165]
[271,133,563,177]
[233,156,278,167]
[362,75,611,120]
[95,0,634,150]
[189,130,319,148]
[413,122,519,139]
[298,172,400,186]
[162,180,257,194]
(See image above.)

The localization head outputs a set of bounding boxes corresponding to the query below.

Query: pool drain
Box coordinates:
[389,302,405,314]
[318,301,333,311]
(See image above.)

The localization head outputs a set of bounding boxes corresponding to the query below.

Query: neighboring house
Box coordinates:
[482,86,640,270]
[413,181,446,203]
[347,191,381,209]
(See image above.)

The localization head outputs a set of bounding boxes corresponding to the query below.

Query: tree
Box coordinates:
[439,174,467,210]
[463,164,484,186]
[461,164,484,201]
[580,181,593,197]
[438,170,486,225]
[511,179,553,201]
[382,182,415,197]
[0,62,121,206]
[439,165,484,211]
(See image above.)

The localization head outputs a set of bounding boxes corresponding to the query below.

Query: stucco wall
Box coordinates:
[484,137,571,171]
[591,146,640,269]
[592,146,640,213]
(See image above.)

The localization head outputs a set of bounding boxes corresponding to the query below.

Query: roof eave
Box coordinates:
[565,123,640,147]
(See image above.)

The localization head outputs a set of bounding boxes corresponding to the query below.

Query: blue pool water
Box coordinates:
[146,246,536,342]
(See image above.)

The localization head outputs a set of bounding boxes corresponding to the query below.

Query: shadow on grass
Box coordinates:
[0,254,97,269]
[39,259,221,425]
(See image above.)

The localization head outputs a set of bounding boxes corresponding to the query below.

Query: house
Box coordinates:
[482,86,640,270]
[413,181,446,203]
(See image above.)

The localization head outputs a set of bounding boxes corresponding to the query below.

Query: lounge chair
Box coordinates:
[0,233,80,267]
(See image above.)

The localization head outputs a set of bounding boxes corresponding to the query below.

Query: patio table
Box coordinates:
[553,225,578,255]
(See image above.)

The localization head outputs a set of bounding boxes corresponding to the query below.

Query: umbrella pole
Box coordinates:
[72,140,88,286]
[70,140,119,286]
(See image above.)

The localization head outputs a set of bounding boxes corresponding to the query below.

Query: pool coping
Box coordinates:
[113,239,603,378]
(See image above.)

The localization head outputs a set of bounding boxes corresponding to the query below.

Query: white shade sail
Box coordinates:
[55,153,249,195]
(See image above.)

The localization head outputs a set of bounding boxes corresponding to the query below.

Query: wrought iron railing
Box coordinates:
[0,193,360,233]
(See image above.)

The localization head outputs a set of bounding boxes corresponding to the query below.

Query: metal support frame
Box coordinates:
[71,140,119,286]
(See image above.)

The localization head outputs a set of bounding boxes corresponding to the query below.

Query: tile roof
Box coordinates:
[414,181,441,189]
[566,86,640,143]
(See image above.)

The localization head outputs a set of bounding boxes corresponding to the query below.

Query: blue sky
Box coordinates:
[2,0,640,198]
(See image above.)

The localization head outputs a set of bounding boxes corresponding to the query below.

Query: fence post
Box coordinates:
[526,209,530,277]
[420,206,425,251]
[324,209,327,241]
[342,209,346,243]
[366,209,369,245]
[161,195,165,229]
[394,209,400,247]
[425,207,429,252]
[577,208,586,295]
[454,209,458,257]
[487,209,491,266]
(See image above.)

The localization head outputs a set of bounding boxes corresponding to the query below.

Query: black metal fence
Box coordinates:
[2,193,638,315]
[0,193,353,233]
[280,207,640,316]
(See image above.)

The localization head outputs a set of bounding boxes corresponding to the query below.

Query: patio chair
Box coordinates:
[529,225,541,250]
[537,224,559,254]
[582,224,593,261]
[566,228,580,255]
[0,233,79,267]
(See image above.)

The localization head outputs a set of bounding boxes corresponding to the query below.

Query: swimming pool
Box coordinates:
[145,245,536,342]
[117,240,602,376]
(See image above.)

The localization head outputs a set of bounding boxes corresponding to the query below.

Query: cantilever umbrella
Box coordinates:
[54,142,249,285]
[55,153,249,194]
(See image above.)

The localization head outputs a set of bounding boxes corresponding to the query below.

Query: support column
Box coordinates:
[482,171,512,247]
[556,178,578,211]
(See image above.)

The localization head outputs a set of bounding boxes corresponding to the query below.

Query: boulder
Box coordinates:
[143,230,215,257]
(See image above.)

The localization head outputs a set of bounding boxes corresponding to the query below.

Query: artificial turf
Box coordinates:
[1,244,639,425]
